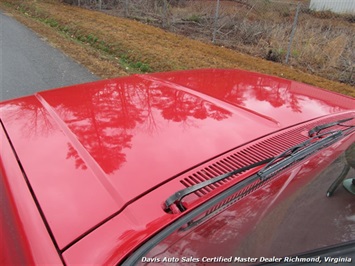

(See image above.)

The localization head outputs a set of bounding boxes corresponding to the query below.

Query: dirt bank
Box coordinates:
[1,0,354,97]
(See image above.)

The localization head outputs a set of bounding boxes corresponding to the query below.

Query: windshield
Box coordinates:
[134,138,355,265]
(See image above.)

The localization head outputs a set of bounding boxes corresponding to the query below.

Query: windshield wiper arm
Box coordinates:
[257,130,344,180]
[165,126,354,213]
[308,117,353,137]
[164,131,333,212]
[164,157,274,212]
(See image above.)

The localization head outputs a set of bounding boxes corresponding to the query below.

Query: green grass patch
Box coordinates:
[10,1,151,74]
[186,14,202,23]
[119,55,151,73]
[43,17,59,27]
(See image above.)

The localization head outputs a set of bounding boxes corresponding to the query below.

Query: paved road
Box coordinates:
[0,10,98,101]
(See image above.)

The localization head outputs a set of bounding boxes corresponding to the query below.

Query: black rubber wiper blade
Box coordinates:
[257,130,344,180]
[308,117,353,137]
[165,124,354,213]
[164,157,274,212]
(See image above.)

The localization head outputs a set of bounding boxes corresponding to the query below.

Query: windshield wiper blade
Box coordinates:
[308,117,353,137]
[165,125,354,213]
[164,157,274,212]
[257,130,344,180]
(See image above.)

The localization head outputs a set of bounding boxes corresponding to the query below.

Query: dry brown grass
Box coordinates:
[1,0,354,97]
[158,1,355,86]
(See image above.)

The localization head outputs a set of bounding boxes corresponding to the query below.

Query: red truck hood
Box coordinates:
[0,69,354,249]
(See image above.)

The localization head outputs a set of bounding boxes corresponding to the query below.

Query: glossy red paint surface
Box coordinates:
[0,69,354,264]
[151,69,355,125]
[63,121,355,265]
[0,125,62,264]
